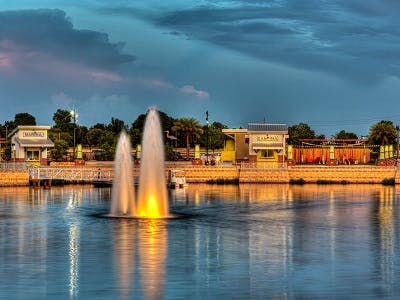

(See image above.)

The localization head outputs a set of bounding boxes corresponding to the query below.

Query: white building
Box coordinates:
[8,126,54,165]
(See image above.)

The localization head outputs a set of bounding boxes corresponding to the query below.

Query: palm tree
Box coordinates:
[172,118,204,159]
[368,120,397,145]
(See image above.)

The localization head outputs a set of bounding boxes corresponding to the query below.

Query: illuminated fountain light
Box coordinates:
[109,108,172,219]
[136,108,169,218]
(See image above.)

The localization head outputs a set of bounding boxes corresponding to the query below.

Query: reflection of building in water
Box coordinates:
[373,186,396,296]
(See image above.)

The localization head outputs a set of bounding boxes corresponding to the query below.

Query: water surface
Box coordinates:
[0,184,399,299]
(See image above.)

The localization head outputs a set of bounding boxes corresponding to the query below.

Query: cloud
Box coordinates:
[51,92,73,106]
[179,85,209,99]
[0,9,135,74]
[138,0,400,82]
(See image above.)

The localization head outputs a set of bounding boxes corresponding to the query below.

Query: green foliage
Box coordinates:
[51,139,69,161]
[48,128,71,161]
[316,179,348,184]
[87,128,106,147]
[53,109,73,132]
[288,123,316,145]
[334,130,358,139]
[164,143,175,160]
[200,122,227,150]
[289,178,306,184]
[107,117,126,134]
[368,120,397,145]
[207,178,239,184]
[172,118,204,159]
[14,113,36,126]
[382,178,395,185]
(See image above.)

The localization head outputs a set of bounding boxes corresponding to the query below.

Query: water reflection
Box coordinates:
[113,220,135,300]
[66,189,83,300]
[372,186,398,297]
[138,220,167,300]
[1,184,400,298]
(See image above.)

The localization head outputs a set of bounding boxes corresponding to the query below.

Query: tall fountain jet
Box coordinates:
[136,108,169,218]
[111,131,136,216]
[109,108,169,218]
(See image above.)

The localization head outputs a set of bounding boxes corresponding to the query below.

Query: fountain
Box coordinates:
[110,108,170,218]
[136,108,169,218]
[110,131,136,216]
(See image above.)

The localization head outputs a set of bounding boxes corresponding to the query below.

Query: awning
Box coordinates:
[15,137,55,147]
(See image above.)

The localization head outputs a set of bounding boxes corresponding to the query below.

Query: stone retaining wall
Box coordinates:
[0,171,29,186]
[178,165,399,184]
[0,165,399,186]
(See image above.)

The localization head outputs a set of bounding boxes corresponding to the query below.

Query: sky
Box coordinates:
[1,0,400,137]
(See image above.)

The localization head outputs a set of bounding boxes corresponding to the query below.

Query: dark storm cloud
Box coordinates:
[0,9,134,70]
[150,0,400,82]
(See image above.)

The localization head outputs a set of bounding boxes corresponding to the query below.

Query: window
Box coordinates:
[27,150,40,161]
[260,149,274,158]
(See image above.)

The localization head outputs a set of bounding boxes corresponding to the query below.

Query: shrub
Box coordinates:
[382,178,395,185]
[289,178,305,185]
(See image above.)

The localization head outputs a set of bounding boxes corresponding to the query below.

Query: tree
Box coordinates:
[53,109,73,133]
[48,128,70,161]
[87,128,105,147]
[107,117,126,134]
[334,130,358,139]
[14,113,36,126]
[288,123,316,145]
[200,121,227,150]
[368,120,397,145]
[172,118,204,159]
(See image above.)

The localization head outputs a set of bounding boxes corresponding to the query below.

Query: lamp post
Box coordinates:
[70,108,78,161]
[206,111,209,165]
[396,126,399,161]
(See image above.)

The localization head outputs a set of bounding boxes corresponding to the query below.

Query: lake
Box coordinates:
[0,184,399,299]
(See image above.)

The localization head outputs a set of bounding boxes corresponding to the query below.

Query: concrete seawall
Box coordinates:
[0,171,30,186]
[0,165,399,186]
[177,165,399,184]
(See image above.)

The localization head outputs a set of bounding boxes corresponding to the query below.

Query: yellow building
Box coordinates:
[222,123,288,166]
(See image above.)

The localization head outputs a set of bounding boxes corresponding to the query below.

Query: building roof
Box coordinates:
[248,123,288,132]
[8,125,52,138]
[14,137,55,148]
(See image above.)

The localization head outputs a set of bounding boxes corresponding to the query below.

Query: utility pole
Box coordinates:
[206,110,209,165]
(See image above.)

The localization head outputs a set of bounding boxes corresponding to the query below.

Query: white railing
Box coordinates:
[239,161,287,170]
[0,162,28,171]
[28,166,114,181]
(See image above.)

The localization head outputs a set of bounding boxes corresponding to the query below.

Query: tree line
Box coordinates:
[0,111,398,161]
[0,110,227,161]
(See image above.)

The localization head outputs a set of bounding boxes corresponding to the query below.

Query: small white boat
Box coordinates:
[168,170,188,188]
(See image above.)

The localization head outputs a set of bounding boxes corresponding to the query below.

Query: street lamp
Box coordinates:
[206,111,209,165]
[396,126,399,161]
[70,108,78,161]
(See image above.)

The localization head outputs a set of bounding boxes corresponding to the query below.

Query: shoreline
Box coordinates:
[1,163,399,186]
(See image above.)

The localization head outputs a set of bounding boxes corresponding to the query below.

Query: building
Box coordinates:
[290,138,371,165]
[8,126,55,165]
[222,123,289,165]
